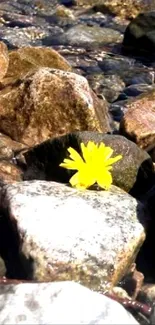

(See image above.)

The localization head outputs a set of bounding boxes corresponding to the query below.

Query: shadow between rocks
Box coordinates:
[135,185,155,284]
[0,208,34,280]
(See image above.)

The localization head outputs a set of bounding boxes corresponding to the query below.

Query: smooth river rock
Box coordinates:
[0,281,139,324]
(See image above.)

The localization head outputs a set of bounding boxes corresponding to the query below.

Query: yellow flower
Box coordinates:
[59,141,122,190]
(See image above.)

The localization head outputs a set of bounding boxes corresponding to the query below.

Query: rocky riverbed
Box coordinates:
[0,0,155,324]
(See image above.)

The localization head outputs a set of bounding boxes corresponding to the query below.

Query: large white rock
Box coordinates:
[0,281,139,324]
[0,181,146,290]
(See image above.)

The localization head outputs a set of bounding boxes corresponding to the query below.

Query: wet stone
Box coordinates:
[45,24,122,49]
[122,12,155,58]
[87,73,125,103]
[0,26,49,49]
[121,84,155,98]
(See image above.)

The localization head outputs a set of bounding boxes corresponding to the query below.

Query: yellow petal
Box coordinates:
[59,141,123,191]
[69,171,87,189]
[98,144,113,161]
[96,169,112,190]
[87,141,98,152]
[60,158,79,170]
[81,141,97,163]
[69,168,96,189]
[68,147,84,165]
[107,166,113,171]
[104,155,122,167]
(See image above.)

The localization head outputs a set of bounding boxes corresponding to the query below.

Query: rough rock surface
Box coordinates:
[0,1,154,323]
[0,161,23,183]
[0,132,26,183]
[2,46,72,86]
[0,281,139,324]
[119,90,155,153]
[138,283,155,304]
[0,41,9,81]
[0,68,111,146]
[0,132,26,159]
[76,0,154,19]
[0,180,146,289]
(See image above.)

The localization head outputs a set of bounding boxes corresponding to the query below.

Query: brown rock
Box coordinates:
[0,68,111,146]
[55,5,75,20]
[138,284,155,304]
[0,161,23,183]
[120,265,144,299]
[0,132,27,160]
[119,90,155,153]
[0,132,25,183]
[109,286,131,300]
[76,0,152,19]
[0,42,9,82]
[2,46,71,86]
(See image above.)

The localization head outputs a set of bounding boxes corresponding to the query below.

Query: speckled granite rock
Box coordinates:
[0,281,139,324]
[0,180,147,289]
[119,89,155,155]
[22,131,155,197]
[0,68,111,146]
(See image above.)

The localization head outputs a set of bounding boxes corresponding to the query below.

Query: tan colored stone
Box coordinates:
[119,263,144,300]
[0,161,23,183]
[0,68,111,146]
[55,5,75,20]
[131,269,144,299]
[0,132,27,160]
[0,41,9,82]
[2,46,71,86]
[120,90,155,152]
[139,284,155,303]
[77,0,153,19]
